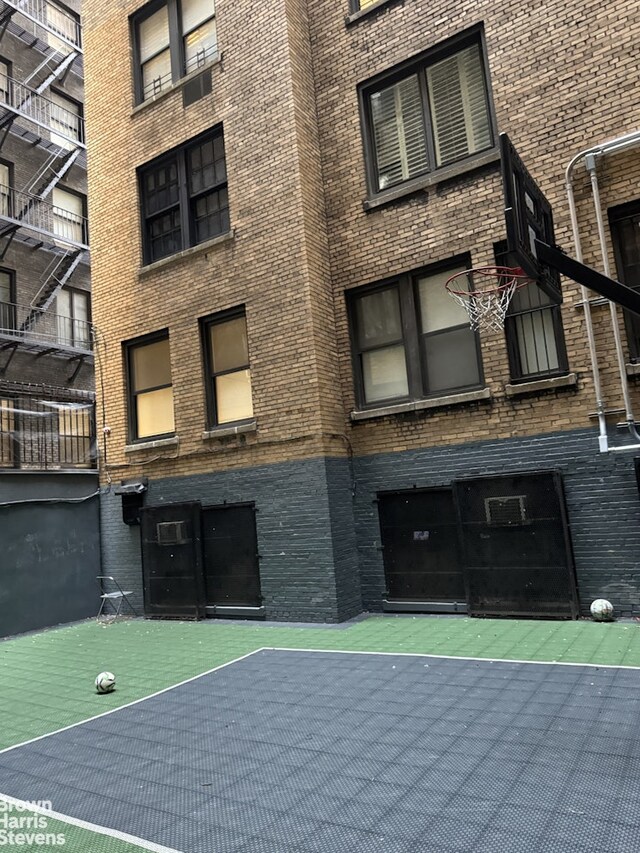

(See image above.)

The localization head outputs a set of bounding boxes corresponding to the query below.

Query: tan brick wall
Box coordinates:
[83,0,640,483]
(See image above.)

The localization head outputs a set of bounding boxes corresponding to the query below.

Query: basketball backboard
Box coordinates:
[500,132,562,303]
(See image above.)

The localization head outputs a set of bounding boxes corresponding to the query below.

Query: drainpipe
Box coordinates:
[565,129,640,451]
[565,154,608,452]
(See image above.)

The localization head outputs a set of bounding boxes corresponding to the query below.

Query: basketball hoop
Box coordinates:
[445,266,532,332]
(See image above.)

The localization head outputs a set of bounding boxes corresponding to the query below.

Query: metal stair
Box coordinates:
[19,247,82,332]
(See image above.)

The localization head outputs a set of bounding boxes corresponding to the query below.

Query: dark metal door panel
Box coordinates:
[453,471,579,618]
[140,501,206,619]
[378,490,465,606]
[202,504,261,607]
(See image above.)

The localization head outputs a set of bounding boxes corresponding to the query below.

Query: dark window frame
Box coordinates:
[495,242,569,382]
[609,199,640,363]
[138,125,229,265]
[131,0,217,105]
[347,256,484,409]
[358,25,497,198]
[124,329,174,442]
[200,305,253,428]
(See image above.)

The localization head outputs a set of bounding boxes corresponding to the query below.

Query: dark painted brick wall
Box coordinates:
[352,427,640,615]
[100,427,640,623]
[100,457,361,623]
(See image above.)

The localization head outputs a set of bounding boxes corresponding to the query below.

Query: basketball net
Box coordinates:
[445,266,531,333]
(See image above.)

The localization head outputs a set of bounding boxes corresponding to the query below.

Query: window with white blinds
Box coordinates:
[134,0,217,103]
[365,37,493,193]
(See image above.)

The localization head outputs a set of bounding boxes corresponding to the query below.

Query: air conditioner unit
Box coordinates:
[156,520,188,545]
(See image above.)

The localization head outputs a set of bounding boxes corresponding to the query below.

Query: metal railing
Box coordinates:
[0,73,85,146]
[0,299,93,351]
[0,0,82,51]
[0,184,88,248]
[0,392,96,470]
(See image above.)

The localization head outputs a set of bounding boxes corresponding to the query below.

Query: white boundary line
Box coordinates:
[0,648,266,757]
[0,793,181,853]
[268,646,640,671]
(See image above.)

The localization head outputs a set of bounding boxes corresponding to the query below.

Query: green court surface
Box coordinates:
[0,614,638,852]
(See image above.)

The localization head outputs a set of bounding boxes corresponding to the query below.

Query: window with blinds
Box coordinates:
[364,36,494,193]
[133,0,217,104]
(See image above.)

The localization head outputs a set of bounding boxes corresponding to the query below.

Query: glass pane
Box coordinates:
[0,270,10,303]
[132,338,171,391]
[355,288,402,349]
[56,289,71,317]
[210,315,248,372]
[182,0,215,33]
[215,370,253,423]
[142,49,172,100]
[510,281,552,312]
[514,309,560,375]
[49,91,80,148]
[370,75,428,190]
[423,327,480,393]
[362,344,408,403]
[418,267,470,332]
[427,44,492,167]
[184,19,217,72]
[139,6,170,63]
[0,61,8,101]
[137,387,175,438]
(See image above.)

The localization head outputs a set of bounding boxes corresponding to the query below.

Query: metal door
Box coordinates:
[453,471,579,618]
[140,501,206,619]
[378,490,466,612]
[202,504,261,609]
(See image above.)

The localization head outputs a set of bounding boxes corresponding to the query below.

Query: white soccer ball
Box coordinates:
[95,671,116,694]
[590,599,614,622]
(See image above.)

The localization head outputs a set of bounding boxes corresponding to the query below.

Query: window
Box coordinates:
[126,332,175,440]
[0,399,14,466]
[58,403,92,466]
[46,1,81,51]
[495,244,568,381]
[139,126,228,264]
[0,58,10,103]
[133,0,217,103]
[610,201,640,362]
[0,161,10,218]
[348,262,482,408]
[360,30,494,194]
[0,268,15,332]
[56,288,90,348]
[202,309,253,426]
[49,90,82,149]
[52,187,86,244]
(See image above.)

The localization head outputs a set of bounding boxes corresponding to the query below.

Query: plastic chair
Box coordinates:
[96,576,137,620]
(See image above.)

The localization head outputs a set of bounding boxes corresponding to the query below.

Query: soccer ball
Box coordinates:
[95,671,116,694]
[590,599,614,622]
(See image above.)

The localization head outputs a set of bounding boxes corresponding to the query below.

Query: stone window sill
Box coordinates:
[202,419,257,439]
[131,56,221,115]
[351,387,491,422]
[345,0,400,26]
[626,363,640,377]
[124,436,179,453]
[504,373,578,397]
[139,230,234,276]
[363,149,500,211]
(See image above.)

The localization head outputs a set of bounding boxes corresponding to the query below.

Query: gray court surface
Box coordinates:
[1,649,640,852]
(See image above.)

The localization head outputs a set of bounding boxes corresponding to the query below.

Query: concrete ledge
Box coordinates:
[139,230,234,275]
[505,373,578,397]
[124,436,179,453]
[345,0,399,26]
[202,420,257,439]
[363,149,500,211]
[351,387,491,422]
[626,363,640,377]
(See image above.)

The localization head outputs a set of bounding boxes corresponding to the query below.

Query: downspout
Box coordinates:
[565,153,608,452]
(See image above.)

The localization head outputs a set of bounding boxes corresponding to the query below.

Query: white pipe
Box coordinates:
[564,160,608,452]
[608,444,640,452]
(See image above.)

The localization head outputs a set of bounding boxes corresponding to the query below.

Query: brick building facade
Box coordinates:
[0,0,99,638]
[84,0,640,621]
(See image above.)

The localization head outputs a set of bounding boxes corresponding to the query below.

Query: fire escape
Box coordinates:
[0,0,90,382]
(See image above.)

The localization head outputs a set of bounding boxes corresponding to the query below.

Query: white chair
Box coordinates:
[96,576,137,620]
